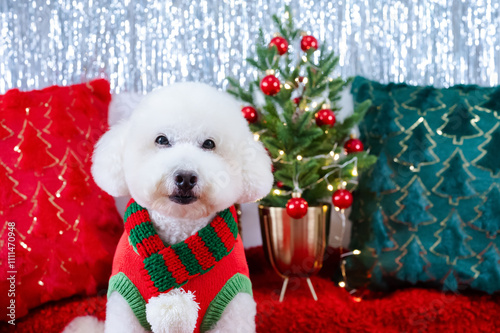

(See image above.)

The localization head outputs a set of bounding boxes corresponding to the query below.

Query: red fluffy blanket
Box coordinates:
[2,247,498,333]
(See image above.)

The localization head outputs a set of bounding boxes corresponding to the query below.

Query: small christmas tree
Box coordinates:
[396,236,431,284]
[471,245,500,294]
[478,87,500,118]
[45,101,78,139]
[0,161,27,212]
[391,176,436,230]
[366,207,395,254]
[56,149,92,201]
[471,185,500,237]
[403,86,444,115]
[15,120,58,172]
[28,183,71,239]
[433,149,476,204]
[437,100,482,144]
[365,151,399,194]
[395,118,438,170]
[370,97,403,139]
[473,124,500,177]
[227,7,376,212]
[431,210,473,264]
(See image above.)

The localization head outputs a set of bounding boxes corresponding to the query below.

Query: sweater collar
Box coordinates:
[123,199,239,295]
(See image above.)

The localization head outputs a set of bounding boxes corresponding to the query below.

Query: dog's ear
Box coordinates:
[91,121,129,197]
[236,138,274,204]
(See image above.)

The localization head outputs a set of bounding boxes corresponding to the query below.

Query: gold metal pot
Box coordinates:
[258,204,331,301]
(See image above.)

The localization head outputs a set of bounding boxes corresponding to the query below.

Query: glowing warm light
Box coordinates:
[353,297,362,303]
[56,193,61,198]
[13,146,20,152]
[335,207,340,212]
[353,249,361,255]
[20,241,28,249]
[325,130,329,134]
[304,106,310,111]
[334,154,340,160]
[265,69,275,75]
[342,181,347,187]
[59,230,63,235]
[437,130,443,135]
[273,189,281,195]
[301,55,308,62]
[409,165,415,171]
[338,281,346,288]
[302,77,309,84]
[38,281,44,286]
[279,150,285,156]
[311,102,317,108]
[330,151,334,156]
[25,107,30,115]
[297,155,303,161]
[284,83,292,89]
[254,133,260,141]
[327,185,334,191]
[352,167,358,176]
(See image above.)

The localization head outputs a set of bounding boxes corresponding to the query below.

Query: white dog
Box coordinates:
[88,83,272,333]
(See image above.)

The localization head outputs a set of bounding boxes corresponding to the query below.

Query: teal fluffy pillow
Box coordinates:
[349,77,500,293]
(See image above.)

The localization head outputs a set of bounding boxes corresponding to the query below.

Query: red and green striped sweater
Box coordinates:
[108,199,253,332]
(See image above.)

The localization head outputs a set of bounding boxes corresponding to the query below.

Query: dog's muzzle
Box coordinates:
[170,171,198,205]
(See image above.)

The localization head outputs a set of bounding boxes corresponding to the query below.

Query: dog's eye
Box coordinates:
[202,139,216,150]
[155,135,170,146]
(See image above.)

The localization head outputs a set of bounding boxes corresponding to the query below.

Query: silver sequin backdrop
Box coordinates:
[1,0,499,93]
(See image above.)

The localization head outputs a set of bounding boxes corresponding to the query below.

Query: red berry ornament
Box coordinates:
[332,189,353,209]
[344,138,364,154]
[276,181,284,188]
[241,106,258,123]
[315,109,336,127]
[260,75,281,96]
[269,36,289,55]
[301,35,318,51]
[286,197,309,219]
[293,97,301,105]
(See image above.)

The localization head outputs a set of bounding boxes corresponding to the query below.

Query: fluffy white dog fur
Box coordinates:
[64,82,272,333]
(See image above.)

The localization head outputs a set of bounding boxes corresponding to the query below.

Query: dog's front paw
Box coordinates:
[146,289,200,333]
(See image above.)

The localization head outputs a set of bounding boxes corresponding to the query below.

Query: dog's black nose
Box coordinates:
[174,172,198,190]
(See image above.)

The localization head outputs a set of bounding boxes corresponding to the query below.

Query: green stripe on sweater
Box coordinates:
[108,272,152,331]
[200,273,253,332]
[144,252,180,291]
[199,224,227,261]
[124,201,145,222]
[172,241,204,276]
[129,222,156,247]
[219,209,238,239]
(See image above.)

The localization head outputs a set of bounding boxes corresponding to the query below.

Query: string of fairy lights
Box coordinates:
[246,30,365,291]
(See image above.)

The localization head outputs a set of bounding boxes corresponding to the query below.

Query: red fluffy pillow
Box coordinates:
[0,80,123,321]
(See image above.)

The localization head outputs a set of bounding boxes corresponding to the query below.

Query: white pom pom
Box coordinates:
[146,289,200,333]
[62,316,104,333]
